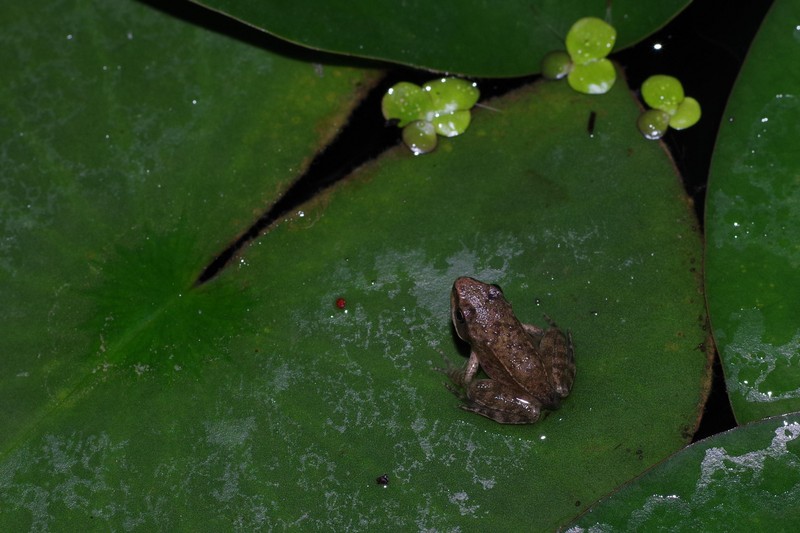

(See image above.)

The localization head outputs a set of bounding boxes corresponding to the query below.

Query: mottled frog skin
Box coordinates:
[443,277,575,424]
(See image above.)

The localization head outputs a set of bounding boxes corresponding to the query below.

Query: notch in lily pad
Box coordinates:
[541,17,617,95]
[637,75,701,140]
[382,77,480,155]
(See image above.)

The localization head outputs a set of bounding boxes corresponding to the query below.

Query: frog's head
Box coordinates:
[451,276,506,341]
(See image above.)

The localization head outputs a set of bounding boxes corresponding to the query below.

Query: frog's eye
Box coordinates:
[489,284,504,298]
[455,309,466,324]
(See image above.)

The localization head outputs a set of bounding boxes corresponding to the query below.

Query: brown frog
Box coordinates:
[442,277,575,424]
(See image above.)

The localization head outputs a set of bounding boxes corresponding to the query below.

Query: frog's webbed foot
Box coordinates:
[435,353,468,390]
[444,382,469,402]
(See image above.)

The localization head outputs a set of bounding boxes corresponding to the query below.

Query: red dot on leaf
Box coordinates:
[335,297,346,309]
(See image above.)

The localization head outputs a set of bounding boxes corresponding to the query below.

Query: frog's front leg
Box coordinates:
[463,379,543,424]
[440,350,481,389]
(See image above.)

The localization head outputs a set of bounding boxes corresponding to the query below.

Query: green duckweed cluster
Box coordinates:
[542,17,617,95]
[638,75,702,139]
[543,17,701,140]
[381,78,479,155]
[384,18,702,152]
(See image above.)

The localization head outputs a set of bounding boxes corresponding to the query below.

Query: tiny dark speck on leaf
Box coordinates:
[575,500,581,507]
[587,111,596,137]
[376,473,389,486]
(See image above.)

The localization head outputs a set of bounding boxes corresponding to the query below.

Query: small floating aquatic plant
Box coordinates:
[542,17,617,95]
[381,77,479,155]
[541,17,701,141]
[638,74,701,140]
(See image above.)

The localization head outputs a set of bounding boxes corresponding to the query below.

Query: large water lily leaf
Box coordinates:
[1,1,707,530]
[0,0,378,486]
[705,0,800,424]
[192,0,690,76]
[568,412,800,530]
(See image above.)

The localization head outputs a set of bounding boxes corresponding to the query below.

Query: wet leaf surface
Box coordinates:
[1,0,708,529]
[192,0,690,76]
[705,0,800,424]
[569,412,800,530]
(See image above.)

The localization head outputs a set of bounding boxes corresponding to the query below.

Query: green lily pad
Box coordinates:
[1,1,707,529]
[192,0,691,76]
[569,413,800,530]
[705,0,800,424]
[0,0,379,481]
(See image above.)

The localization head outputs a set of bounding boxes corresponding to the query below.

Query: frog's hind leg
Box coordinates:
[463,380,544,424]
[540,327,576,400]
[521,322,545,342]
[523,316,575,400]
